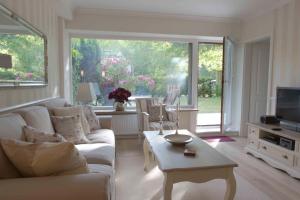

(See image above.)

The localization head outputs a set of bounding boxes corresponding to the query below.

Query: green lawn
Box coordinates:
[178,96,221,113]
[198,97,221,113]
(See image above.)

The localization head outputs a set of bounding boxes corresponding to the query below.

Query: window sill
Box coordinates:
[94,110,137,115]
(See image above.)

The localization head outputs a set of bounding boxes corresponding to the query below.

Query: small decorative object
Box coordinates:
[184,148,196,157]
[108,87,131,111]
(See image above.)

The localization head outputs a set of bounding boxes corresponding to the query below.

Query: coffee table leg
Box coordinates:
[224,169,236,200]
[143,139,150,171]
[163,173,173,200]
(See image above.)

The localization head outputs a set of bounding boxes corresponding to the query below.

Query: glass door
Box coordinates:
[221,37,234,134]
[197,42,224,133]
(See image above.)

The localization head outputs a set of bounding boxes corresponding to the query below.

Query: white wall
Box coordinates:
[270,0,300,113]
[240,12,274,43]
[0,0,60,109]
[240,0,300,115]
[66,9,241,39]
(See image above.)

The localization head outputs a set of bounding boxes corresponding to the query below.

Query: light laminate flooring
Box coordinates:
[115,137,300,200]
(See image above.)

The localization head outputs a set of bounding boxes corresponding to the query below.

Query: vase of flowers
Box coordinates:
[108,87,131,111]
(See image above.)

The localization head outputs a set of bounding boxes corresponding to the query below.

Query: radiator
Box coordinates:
[111,114,139,135]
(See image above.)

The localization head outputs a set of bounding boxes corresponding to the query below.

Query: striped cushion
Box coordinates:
[149,121,176,131]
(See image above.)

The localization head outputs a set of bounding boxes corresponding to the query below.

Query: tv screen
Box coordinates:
[276,87,300,123]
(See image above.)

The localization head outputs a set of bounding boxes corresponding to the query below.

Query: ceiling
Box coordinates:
[70,0,291,20]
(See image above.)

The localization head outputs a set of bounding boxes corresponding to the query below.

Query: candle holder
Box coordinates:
[159,114,164,135]
[175,96,180,135]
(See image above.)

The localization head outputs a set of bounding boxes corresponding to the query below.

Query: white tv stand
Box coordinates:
[245,123,300,178]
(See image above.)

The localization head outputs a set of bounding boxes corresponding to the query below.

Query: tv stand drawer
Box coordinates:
[248,126,259,139]
[259,141,294,167]
[247,137,259,149]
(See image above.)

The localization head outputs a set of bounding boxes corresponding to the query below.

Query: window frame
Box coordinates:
[69,32,223,110]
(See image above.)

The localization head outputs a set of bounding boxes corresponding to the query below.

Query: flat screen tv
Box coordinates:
[276,87,300,124]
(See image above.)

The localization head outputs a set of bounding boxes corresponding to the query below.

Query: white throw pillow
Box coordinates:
[83,106,101,131]
[51,115,89,144]
[23,125,66,143]
[52,106,91,134]
[1,139,89,177]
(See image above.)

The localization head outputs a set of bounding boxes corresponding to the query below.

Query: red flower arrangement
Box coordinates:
[108,87,131,103]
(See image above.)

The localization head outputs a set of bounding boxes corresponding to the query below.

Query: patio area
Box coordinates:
[197,112,221,133]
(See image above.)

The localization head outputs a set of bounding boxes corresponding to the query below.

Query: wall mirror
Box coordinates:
[0,4,47,87]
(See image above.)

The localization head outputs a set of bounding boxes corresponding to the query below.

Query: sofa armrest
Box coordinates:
[0,173,110,200]
[97,115,112,129]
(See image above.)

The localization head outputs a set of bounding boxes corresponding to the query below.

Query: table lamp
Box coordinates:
[76,82,96,104]
[0,54,12,69]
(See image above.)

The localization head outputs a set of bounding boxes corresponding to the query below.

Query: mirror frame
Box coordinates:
[0,3,48,87]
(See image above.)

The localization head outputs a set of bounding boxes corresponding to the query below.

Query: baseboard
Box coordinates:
[116,133,141,139]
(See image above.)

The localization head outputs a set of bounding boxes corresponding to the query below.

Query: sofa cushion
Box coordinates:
[0,113,26,140]
[149,121,177,130]
[83,106,101,131]
[88,164,113,176]
[52,106,90,135]
[14,106,55,133]
[51,115,89,144]
[1,139,89,177]
[23,126,66,143]
[88,129,115,147]
[76,143,114,166]
[0,141,21,179]
[88,164,114,200]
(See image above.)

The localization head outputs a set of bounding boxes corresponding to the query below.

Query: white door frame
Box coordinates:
[240,36,273,136]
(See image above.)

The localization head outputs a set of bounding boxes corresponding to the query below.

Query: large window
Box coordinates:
[71,38,192,107]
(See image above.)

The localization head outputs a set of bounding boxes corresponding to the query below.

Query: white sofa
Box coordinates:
[0,98,115,200]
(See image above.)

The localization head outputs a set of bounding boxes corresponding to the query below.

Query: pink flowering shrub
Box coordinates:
[137,75,155,90]
[100,56,156,94]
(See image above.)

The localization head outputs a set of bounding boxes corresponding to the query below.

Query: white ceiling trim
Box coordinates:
[67,29,224,43]
[74,8,241,24]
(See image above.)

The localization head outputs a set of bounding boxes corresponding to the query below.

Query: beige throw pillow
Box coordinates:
[1,139,89,177]
[0,141,21,179]
[23,126,66,143]
[83,106,101,131]
[52,106,90,134]
[51,115,89,144]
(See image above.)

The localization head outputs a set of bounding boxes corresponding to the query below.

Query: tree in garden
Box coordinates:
[72,38,103,102]
[198,44,223,97]
[199,44,223,71]
[75,39,101,82]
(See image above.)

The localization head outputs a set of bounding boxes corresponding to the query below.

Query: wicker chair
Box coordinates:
[135,97,177,133]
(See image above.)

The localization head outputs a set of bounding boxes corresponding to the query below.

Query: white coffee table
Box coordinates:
[143,129,238,200]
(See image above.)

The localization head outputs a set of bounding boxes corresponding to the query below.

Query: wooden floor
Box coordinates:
[115,137,300,200]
